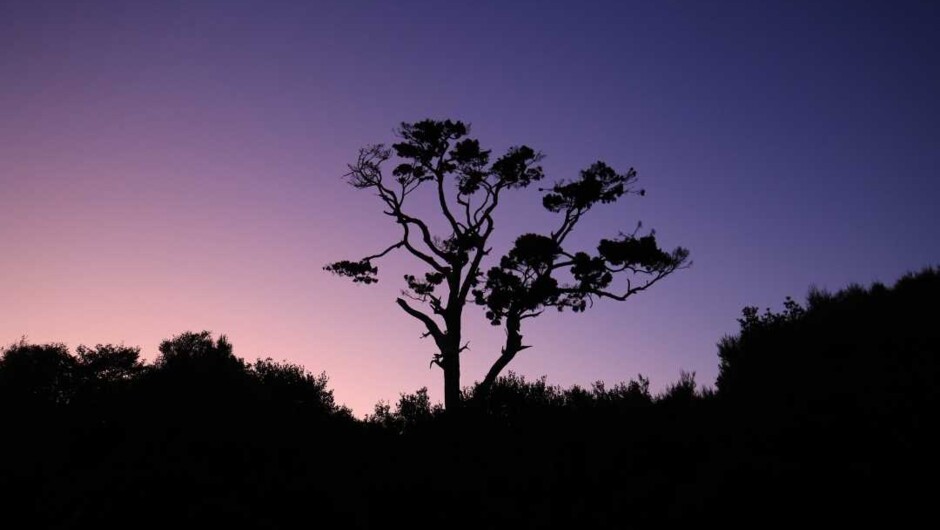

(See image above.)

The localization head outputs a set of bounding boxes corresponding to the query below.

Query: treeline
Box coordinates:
[1,268,937,527]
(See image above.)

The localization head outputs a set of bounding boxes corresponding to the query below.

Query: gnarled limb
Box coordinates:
[396,297,445,348]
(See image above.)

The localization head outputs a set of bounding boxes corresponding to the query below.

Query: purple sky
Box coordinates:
[2,1,938,415]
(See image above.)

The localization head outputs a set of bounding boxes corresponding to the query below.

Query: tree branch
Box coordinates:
[378,221,447,274]
[458,217,495,301]
[471,180,495,227]
[584,268,677,301]
[436,171,463,236]
[362,240,406,262]
[396,297,445,346]
[396,212,452,264]
[349,145,452,268]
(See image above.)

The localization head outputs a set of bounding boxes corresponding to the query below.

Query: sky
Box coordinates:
[2,0,938,415]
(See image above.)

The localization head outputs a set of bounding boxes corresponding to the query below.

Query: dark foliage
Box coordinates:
[0,268,936,527]
[710,268,940,525]
[0,331,356,528]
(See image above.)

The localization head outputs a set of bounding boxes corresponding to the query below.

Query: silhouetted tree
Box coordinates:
[472,168,690,397]
[141,331,254,441]
[70,343,143,439]
[0,340,76,407]
[326,119,688,409]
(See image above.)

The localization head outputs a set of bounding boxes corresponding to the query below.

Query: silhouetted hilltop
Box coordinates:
[0,268,936,527]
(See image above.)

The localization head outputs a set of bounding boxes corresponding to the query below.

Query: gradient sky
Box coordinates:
[2,1,938,415]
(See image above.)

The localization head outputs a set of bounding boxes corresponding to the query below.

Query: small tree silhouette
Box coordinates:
[326,119,688,409]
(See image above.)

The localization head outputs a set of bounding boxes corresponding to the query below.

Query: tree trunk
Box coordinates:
[442,347,461,410]
[442,307,463,411]
[476,313,526,400]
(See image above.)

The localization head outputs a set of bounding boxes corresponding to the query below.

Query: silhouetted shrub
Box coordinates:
[250,357,352,419]
[2,265,937,528]
[718,267,940,423]
[658,370,708,406]
[591,376,653,407]
[367,387,443,433]
[707,267,940,525]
